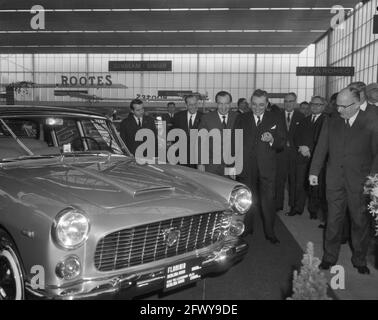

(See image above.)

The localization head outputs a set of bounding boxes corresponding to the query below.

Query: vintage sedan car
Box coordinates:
[0,105,252,300]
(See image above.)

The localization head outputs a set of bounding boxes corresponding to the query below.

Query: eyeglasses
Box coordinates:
[336,102,355,109]
[310,103,324,107]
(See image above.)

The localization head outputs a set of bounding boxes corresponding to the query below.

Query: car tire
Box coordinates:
[0,229,25,300]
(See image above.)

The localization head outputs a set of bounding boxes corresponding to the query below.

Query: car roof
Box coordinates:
[0,105,106,118]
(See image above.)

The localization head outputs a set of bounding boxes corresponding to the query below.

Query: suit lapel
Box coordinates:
[226,112,237,129]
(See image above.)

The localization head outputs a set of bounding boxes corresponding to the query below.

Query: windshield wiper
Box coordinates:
[1,155,59,163]
[0,119,34,156]
[59,150,126,164]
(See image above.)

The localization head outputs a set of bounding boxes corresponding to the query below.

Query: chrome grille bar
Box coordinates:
[94,211,225,272]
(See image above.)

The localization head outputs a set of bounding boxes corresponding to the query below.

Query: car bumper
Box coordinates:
[26,238,248,300]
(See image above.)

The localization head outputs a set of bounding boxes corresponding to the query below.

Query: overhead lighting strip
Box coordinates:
[0,29,326,34]
[0,44,307,48]
[0,7,354,13]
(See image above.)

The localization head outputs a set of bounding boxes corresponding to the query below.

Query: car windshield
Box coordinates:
[0,115,131,161]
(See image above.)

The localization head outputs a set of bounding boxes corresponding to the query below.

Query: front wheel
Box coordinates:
[0,229,25,300]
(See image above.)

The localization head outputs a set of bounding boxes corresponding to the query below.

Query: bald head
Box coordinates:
[336,87,361,119]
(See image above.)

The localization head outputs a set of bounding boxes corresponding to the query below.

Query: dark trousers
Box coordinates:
[238,160,277,238]
[308,167,328,219]
[294,161,309,214]
[294,161,327,217]
[324,187,372,267]
[276,148,297,209]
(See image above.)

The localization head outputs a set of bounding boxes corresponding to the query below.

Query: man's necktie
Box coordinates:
[311,115,316,124]
[256,116,261,127]
[345,119,350,127]
[286,113,291,129]
[137,118,142,128]
[222,115,227,128]
[189,115,194,129]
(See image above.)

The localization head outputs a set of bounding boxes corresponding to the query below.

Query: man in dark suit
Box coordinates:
[267,101,281,113]
[162,102,176,132]
[235,89,285,244]
[299,101,311,117]
[293,96,328,220]
[197,91,238,177]
[119,99,157,157]
[172,94,202,168]
[309,87,378,274]
[349,81,378,115]
[366,83,378,107]
[237,98,250,114]
[275,92,305,214]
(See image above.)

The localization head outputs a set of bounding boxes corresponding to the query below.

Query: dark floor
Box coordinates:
[137,212,306,300]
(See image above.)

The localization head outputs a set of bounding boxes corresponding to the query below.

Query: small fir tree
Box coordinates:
[288,242,331,300]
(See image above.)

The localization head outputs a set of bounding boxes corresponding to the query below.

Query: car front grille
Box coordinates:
[94,211,227,272]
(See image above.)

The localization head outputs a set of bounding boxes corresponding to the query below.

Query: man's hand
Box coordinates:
[261,132,274,144]
[298,146,311,158]
[197,164,206,172]
[309,175,318,186]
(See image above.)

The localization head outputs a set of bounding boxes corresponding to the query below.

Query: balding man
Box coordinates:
[348,81,378,115]
[294,96,328,220]
[309,87,378,274]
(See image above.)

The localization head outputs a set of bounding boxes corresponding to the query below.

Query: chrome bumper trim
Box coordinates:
[26,238,248,300]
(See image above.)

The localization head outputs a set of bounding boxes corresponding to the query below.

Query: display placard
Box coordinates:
[164,258,202,291]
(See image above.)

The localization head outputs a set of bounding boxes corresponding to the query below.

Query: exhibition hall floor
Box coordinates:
[137,210,315,300]
[134,202,378,300]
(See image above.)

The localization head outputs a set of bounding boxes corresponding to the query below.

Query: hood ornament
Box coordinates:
[161,228,180,247]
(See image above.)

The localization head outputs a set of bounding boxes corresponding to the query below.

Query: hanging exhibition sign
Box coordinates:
[108,61,172,72]
[296,67,355,76]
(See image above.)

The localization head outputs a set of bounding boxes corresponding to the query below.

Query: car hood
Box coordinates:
[1,157,226,211]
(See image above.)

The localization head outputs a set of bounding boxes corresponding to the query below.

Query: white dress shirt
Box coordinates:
[311,114,321,123]
[253,113,264,126]
[218,112,229,125]
[134,115,142,126]
[360,101,367,111]
[347,110,360,127]
[187,112,197,128]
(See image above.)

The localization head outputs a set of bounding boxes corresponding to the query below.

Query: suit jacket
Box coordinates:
[235,111,285,179]
[294,113,327,163]
[366,103,378,116]
[310,110,378,193]
[197,110,238,168]
[119,114,157,156]
[267,103,281,113]
[278,110,305,151]
[172,110,203,165]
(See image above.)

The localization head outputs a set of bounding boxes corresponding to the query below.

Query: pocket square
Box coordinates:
[270,125,277,130]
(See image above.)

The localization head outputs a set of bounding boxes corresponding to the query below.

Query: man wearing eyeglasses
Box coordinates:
[293,96,328,221]
[309,87,378,275]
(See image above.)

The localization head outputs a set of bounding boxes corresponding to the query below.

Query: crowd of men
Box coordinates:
[119,81,378,275]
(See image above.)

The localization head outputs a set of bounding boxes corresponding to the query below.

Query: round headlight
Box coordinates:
[56,255,81,280]
[52,207,90,250]
[229,186,252,214]
[230,220,245,236]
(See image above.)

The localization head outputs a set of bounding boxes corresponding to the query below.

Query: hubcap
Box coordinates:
[0,254,17,300]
